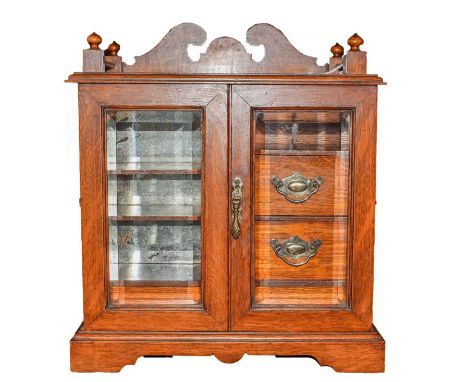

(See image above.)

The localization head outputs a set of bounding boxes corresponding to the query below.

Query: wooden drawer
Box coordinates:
[255,154,349,216]
[255,219,348,280]
[254,219,348,306]
[254,284,347,306]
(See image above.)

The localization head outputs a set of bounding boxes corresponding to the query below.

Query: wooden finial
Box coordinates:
[104,41,122,72]
[344,33,367,74]
[330,43,344,57]
[347,33,364,51]
[105,41,120,56]
[87,32,102,50]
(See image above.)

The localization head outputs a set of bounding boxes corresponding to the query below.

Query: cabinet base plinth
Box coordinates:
[70,324,385,373]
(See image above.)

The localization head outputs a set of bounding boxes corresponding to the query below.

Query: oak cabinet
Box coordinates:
[68,24,385,372]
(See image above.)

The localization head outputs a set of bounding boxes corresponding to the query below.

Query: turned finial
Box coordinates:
[106,41,121,56]
[347,33,364,51]
[330,43,344,57]
[87,32,102,50]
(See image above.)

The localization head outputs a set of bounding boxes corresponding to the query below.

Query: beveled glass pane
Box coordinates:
[106,109,202,307]
[255,110,350,153]
[109,221,200,282]
[108,174,201,217]
[107,110,201,169]
[253,110,351,308]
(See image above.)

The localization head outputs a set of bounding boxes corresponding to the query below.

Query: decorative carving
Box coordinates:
[245,23,328,74]
[214,352,245,364]
[104,41,122,72]
[329,43,344,71]
[123,23,206,73]
[71,328,385,372]
[271,172,323,203]
[347,33,364,51]
[84,32,104,72]
[105,41,120,56]
[231,177,243,239]
[344,33,366,74]
[79,26,369,75]
[104,42,122,72]
[87,32,102,50]
[122,23,329,74]
[270,236,322,267]
[331,43,344,57]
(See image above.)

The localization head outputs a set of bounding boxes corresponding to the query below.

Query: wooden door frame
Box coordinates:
[78,83,229,331]
[230,84,378,331]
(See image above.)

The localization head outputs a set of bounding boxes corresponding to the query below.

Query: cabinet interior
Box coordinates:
[253,110,351,308]
[106,109,203,307]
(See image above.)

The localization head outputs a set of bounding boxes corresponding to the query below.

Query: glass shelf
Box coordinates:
[108,204,201,221]
[255,149,349,156]
[109,220,201,282]
[107,161,201,175]
[110,264,201,282]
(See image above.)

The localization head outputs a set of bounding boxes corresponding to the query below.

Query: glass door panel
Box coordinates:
[253,110,351,308]
[255,110,350,153]
[106,110,202,307]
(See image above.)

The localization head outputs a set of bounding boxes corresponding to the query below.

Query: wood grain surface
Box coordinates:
[255,110,346,151]
[68,73,384,85]
[255,220,348,281]
[254,284,346,306]
[255,154,349,216]
[78,83,229,331]
[230,84,377,333]
[121,23,330,75]
[110,285,201,306]
[71,326,384,372]
[70,25,384,370]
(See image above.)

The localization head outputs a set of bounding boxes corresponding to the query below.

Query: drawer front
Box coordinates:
[254,219,348,307]
[255,154,349,216]
[255,220,347,280]
[254,285,346,306]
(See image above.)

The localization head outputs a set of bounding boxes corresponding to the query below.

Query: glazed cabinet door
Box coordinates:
[78,84,228,331]
[230,85,377,331]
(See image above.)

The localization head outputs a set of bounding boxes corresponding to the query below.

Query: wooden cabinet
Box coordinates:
[68,23,385,373]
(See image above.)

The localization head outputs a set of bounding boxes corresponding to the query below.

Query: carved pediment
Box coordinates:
[121,23,329,74]
[80,26,370,76]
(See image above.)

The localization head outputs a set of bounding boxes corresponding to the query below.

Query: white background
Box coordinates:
[1,0,467,380]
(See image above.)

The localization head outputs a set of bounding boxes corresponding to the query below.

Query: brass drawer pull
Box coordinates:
[270,236,322,266]
[231,177,243,239]
[271,172,323,203]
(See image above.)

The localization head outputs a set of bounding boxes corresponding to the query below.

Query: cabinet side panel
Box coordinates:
[351,88,378,326]
[78,88,106,326]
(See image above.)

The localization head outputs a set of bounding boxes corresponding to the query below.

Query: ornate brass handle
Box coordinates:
[271,172,323,203]
[231,177,243,239]
[270,236,322,266]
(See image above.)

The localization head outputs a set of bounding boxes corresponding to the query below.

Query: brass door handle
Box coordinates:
[231,177,243,239]
[271,172,323,203]
[270,236,322,266]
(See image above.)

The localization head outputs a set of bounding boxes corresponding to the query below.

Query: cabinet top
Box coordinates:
[68,23,384,84]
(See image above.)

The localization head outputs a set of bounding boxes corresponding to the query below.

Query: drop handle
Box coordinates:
[231,177,243,239]
[271,172,323,203]
[270,236,322,266]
